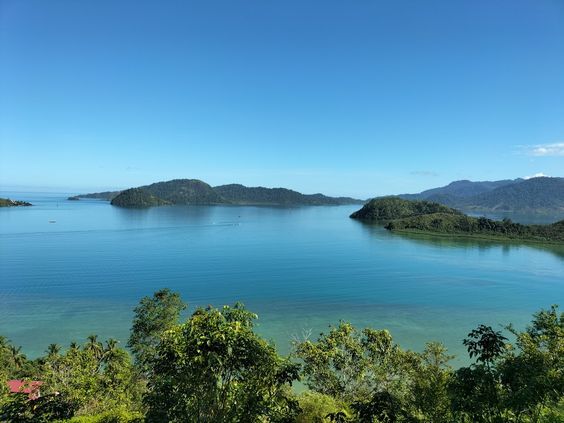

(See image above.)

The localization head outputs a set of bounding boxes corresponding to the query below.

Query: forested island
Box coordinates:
[351,197,564,244]
[1,289,562,422]
[71,179,363,208]
[0,198,31,207]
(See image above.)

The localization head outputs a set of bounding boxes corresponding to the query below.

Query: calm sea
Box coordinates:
[1,192,563,365]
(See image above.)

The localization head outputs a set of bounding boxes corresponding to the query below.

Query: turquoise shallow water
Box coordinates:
[1,192,563,366]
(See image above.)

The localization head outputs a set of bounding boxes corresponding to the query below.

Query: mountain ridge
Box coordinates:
[398,177,564,212]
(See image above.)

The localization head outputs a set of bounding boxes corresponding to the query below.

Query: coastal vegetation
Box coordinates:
[72,179,362,208]
[1,290,562,422]
[351,197,564,244]
[386,213,564,243]
[0,198,31,207]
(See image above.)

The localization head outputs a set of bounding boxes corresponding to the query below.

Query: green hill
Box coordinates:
[350,196,461,221]
[110,188,171,208]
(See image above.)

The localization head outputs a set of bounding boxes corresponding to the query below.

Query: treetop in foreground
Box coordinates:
[1,291,562,422]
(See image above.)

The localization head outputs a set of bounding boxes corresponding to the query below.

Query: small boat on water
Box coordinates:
[48,220,56,223]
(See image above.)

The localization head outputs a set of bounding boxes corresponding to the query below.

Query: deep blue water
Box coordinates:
[1,192,563,365]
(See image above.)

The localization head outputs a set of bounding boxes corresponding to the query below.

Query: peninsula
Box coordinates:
[0,198,32,207]
[351,197,564,244]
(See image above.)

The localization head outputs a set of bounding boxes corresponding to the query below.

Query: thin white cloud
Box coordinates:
[526,142,564,157]
[524,172,549,180]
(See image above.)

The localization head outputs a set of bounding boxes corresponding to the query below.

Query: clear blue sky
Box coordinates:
[1,0,563,198]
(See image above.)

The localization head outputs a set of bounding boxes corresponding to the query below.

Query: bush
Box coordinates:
[295,391,350,423]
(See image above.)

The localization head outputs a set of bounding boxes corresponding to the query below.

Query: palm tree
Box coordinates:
[9,345,26,370]
[85,334,104,359]
[46,343,61,357]
[104,338,120,362]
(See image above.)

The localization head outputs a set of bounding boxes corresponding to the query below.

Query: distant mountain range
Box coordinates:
[71,179,363,208]
[399,177,564,212]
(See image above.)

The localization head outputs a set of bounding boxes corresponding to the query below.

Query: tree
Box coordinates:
[42,337,140,417]
[127,288,186,375]
[463,325,507,368]
[500,305,564,421]
[145,303,300,422]
[295,322,416,405]
[451,324,508,422]
[45,344,60,358]
[410,342,453,423]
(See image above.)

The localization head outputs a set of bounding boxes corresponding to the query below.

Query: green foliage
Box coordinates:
[295,323,456,422]
[145,303,300,422]
[295,322,417,404]
[451,306,564,422]
[410,342,453,423]
[350,196,460,222]
[449,325,508,421]
[127,288,186,376]
[463,325,507,366]
[500,305,564,421]
[295,391,350,423]
[0,392,77,422]
[0,336,40,380]
[42,337,141,417]
[54,409,144,422]
[2,292,562,423]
